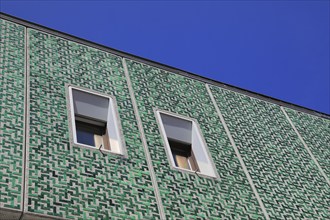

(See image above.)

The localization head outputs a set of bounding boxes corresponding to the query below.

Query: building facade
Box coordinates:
[0,13,329,220]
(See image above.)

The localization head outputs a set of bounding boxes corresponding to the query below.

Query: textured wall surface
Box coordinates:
[285,108,330,177]
[210,86,330,219]
[26,29,159,219]
[126,60,264,219]
[0,19,25,211]
[1,17,330,220]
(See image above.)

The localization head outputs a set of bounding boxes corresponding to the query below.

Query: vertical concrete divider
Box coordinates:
[122,58,166,219]
[281,106,329,185]
[206,84,270,220]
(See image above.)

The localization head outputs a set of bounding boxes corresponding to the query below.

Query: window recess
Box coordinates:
[69,86,124,154]
[156,111,217,177]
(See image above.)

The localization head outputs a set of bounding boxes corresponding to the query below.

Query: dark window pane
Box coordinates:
[76,129,95,146]
[168,139,192,155]
[75,120,106,147]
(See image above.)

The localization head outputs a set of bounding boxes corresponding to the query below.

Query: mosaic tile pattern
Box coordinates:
[2,17,330,220]
[285,108,330,177]
[27,29,159,219]
[126,60,264,219]
[0,19,25,211]
[210,86,330,219]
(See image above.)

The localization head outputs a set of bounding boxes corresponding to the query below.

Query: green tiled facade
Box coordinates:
[285,108,330,177]
[0,19,25,211]
[209,86,329,219]
[1,16,329,219]
[25,29,159,219]
[126,60,263,219]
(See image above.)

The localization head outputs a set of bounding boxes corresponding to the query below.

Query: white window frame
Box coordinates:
[155,109,218,178]
[68,85,125,156]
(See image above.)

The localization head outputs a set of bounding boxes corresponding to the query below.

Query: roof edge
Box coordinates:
[1,12,329,120]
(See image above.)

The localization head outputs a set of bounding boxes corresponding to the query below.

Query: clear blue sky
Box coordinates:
[1,1,329,114]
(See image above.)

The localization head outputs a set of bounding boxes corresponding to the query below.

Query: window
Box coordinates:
[68,86,124,154]
[156,111,217,177]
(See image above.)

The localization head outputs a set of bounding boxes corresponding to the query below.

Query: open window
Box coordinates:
[156,111,217,177]
[68,86,124,154]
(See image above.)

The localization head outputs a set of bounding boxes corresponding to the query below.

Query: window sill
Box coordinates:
[72,142,126,158]
[171,165,218,180]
